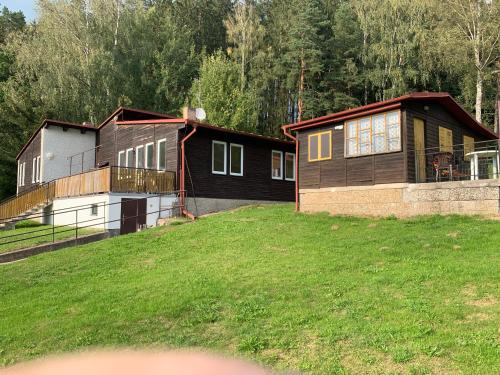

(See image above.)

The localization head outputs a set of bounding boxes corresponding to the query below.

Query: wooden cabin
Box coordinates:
[5,107,294,234]
[283,92,500,217]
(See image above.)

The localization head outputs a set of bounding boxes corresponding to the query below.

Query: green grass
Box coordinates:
[0,220,102,254]
[0,205,499,374]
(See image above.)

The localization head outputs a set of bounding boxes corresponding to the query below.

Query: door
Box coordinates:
[120,198,147,235]
[413,118,426,183]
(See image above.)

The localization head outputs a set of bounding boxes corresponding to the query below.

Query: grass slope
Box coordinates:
[0,205,499,374]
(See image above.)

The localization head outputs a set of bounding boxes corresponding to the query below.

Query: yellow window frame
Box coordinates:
[308,130,332,162]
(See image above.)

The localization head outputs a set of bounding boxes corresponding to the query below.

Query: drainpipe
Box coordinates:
[180,122,197,220]
[282,127,299,212]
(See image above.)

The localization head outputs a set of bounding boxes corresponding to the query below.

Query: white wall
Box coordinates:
[41,126,96,182]
[48,193,178,231]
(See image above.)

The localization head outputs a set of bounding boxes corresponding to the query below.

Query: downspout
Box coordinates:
[282,127,299,212]
[180,122,197,220]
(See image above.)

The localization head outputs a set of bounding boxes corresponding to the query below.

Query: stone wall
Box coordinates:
[185,197,287,217]
[300,179,500,218]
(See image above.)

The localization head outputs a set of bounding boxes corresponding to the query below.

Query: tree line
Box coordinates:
[0,0,498,198]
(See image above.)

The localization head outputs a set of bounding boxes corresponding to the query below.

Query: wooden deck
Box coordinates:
[0,167,176,222]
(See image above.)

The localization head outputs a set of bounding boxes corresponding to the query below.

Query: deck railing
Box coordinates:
[410,139,500,183]
[110,167,176,194]
[0,167,176,223]
[0,182,55,221]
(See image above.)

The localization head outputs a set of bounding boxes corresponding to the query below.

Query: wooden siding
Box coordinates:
[17,131,42,194]
[404,101,491,183]
[298,121,407,189]
[97,121,181,175]
[183,127,295,202]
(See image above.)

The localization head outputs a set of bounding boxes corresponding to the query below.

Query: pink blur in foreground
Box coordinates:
[0,350,273,375]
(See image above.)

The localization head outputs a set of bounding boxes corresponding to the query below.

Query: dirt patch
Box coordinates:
[465,312,491,322]
[368,223,377,228]
[331,224,340,231]
[446,232,460,238]
[466,295,497,307]
[461,284,477,298]
[339,344,457,375]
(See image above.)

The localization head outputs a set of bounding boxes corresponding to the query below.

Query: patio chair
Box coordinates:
[432,152,468,181]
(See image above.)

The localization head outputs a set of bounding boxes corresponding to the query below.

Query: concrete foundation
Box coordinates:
[300,179,500,218]
[185,197,289,216]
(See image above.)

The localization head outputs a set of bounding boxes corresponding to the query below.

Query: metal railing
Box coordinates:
[0,167,177,223]
[0,192,183,253]
[409,139,500,183]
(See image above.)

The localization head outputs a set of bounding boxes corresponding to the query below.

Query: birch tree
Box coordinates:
[444,0,499,123]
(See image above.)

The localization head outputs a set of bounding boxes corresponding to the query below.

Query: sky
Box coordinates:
[0,0,37,21]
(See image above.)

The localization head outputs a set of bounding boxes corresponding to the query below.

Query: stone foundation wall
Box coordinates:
[300,180,500,218]
[185,197,288,217]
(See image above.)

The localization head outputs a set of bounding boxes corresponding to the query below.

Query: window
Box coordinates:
[308,131,332,162]
[463,135,475,155]
[135,145,145,168]
[230,143,243,176]
[37,156,41,182]
[157,139,166,170]
[145,143,154,169]
[90,204,98,216]
[125,148,134,168]
[285,153,296,181]
[345,110,401,157]
[212,141,227,174]
[17,162,21,187]
[117,151,126,167]
[21,162,25,186]
[32,157,36,183]
[272,150,283,179]
[439,126,453,153]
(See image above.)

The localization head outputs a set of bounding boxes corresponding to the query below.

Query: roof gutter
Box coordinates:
[282,126,299,212]
[180,122,197,220]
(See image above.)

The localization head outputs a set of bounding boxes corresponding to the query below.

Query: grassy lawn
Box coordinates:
[0,221,102,254]
[0,205,498,374]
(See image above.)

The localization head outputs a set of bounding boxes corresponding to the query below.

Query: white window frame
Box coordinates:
[344,110,401,158]
[21,162,25,186]
[145,142,154,169]
[32,157,36,183]
[17,162,21,187]
[271,150,283,180]
[117,150,125,167]
[229,143,244,176]
[135,145,145,169]
[125,148,134,168]
[212,140,227,175]
[285,152,296,181]
[36,155,41,182]
[157,138,167,171]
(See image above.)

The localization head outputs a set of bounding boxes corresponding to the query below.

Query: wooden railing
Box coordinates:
[54,168,111,198]
[0,182,55,221]
[0,167,176,223]
[110,167,176,194]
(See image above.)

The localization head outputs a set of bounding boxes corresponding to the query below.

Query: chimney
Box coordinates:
[183,107,197,121]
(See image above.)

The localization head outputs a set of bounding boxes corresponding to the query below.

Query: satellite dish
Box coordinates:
[195,108,206,121]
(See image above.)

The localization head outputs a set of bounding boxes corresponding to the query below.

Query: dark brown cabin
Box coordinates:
[283,92,499,211]
[97,108,295,216]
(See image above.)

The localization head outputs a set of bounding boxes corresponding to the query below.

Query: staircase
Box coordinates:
[0,182,55,228]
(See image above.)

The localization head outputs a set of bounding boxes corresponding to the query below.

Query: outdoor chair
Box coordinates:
[432,152,468,181]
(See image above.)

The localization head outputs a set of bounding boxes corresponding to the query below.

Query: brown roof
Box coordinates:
[16,119,97,160]
[98,107,176,129]
[282,92,498,139]
[114,118,293,145]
